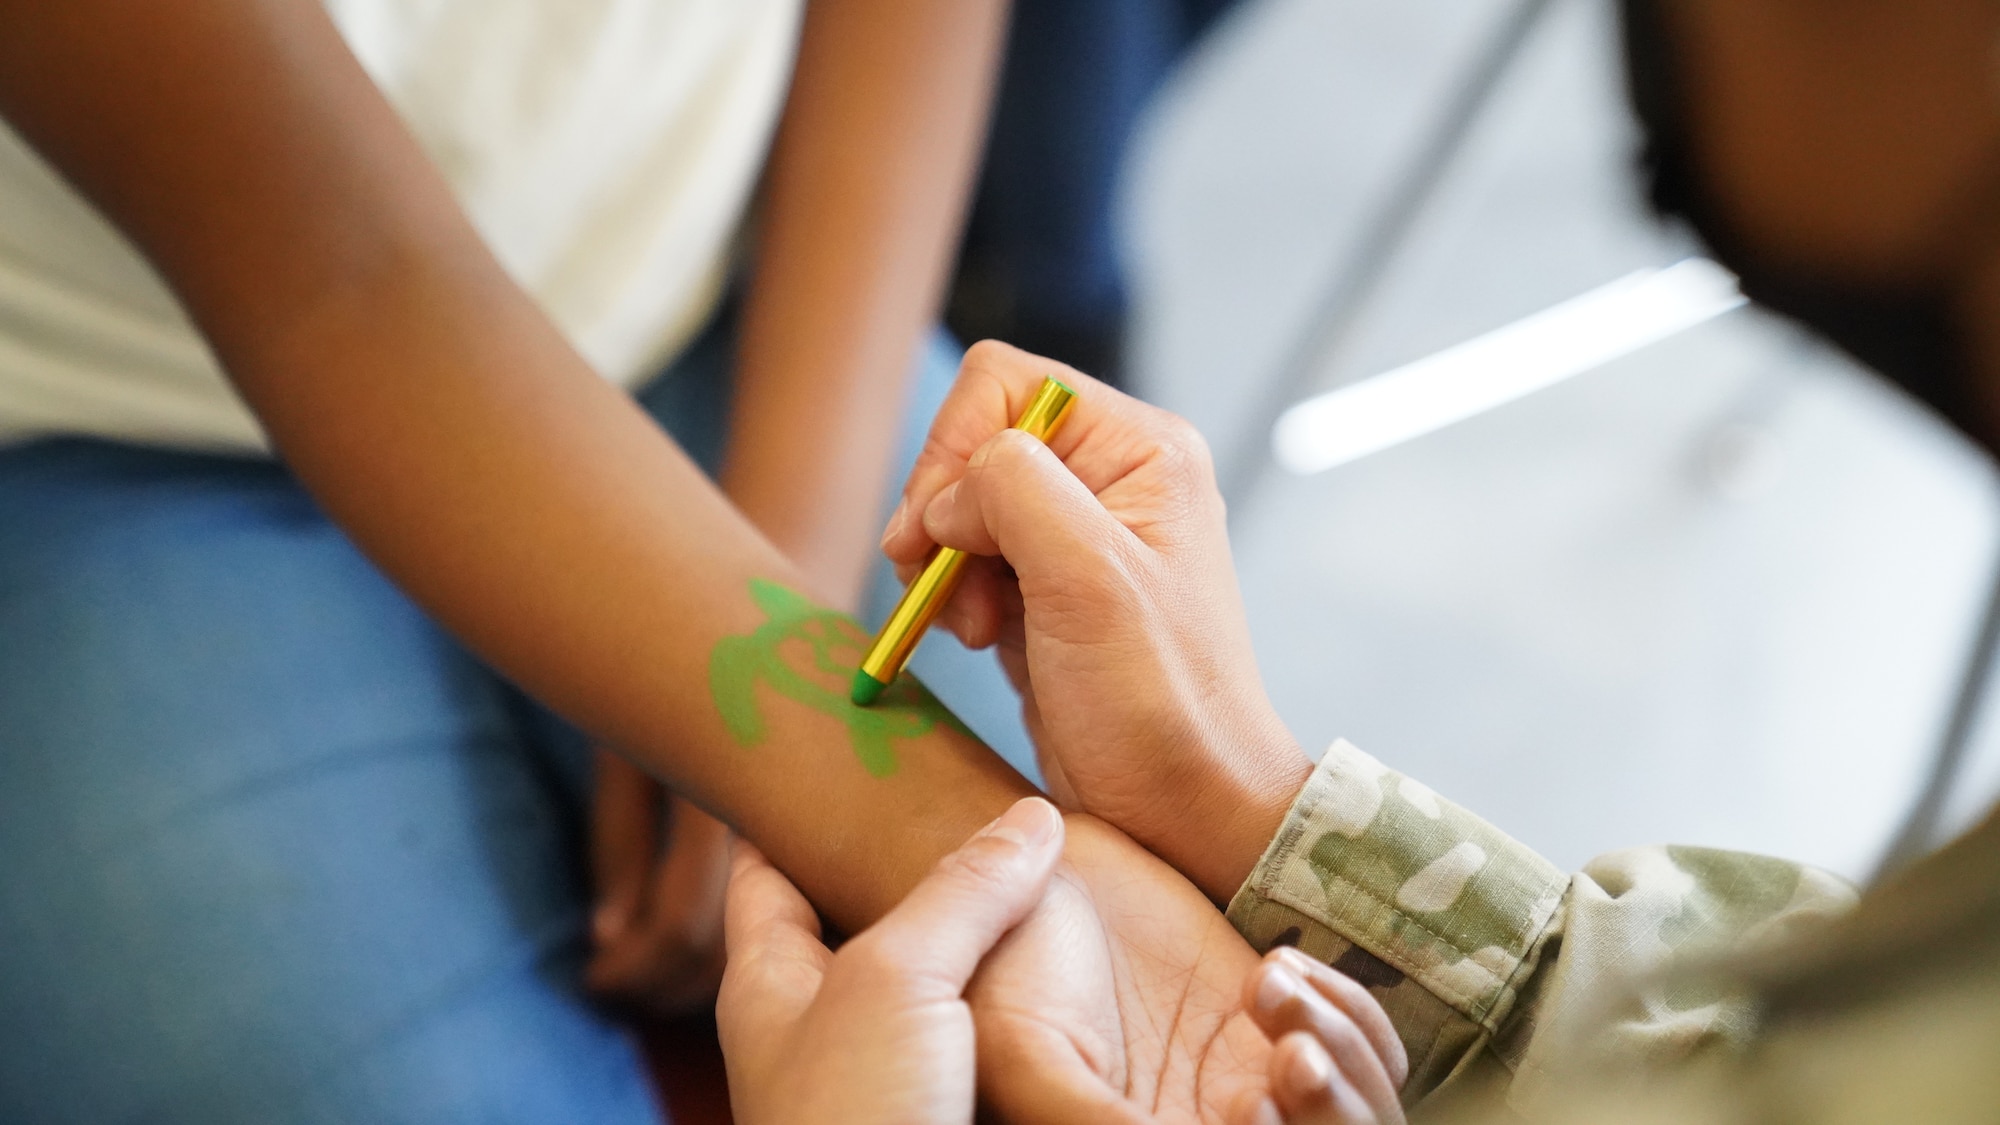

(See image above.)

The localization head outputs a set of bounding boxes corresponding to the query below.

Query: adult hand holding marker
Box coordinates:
[879,341,1316,906]
[851,373,1078,706]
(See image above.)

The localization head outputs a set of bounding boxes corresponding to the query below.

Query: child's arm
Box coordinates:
[0,0,1025,930]
[727,0,1008,607]
[0,11,1302,1117]
[586,0,1007,1010]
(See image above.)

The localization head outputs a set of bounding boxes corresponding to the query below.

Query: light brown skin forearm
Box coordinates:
[0,0,1028,932]
[615,0,1008,948]
[725,0,1008,608]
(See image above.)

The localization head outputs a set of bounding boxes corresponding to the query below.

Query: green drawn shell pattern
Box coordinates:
[709,579,973,777]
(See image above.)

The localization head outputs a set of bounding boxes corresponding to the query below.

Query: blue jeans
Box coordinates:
[0,315,1029,1123]
[954,0,1244,377]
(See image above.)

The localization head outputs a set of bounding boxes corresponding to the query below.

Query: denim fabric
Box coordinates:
[0,316,1023,1122]
[955,0,1244,376]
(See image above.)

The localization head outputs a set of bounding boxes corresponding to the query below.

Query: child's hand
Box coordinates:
[585,752,732,1015]
[717,798,1064,1125]
[882,341,1314,903]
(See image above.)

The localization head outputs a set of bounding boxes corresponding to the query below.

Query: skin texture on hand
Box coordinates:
[882,341,1316,904]
[722,797,1413,1125]
[724,799,1301,1125]
[719,797,1066,1125]
[969,813,1279,1122]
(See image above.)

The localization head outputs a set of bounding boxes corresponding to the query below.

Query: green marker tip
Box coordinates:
[850,668,889,707]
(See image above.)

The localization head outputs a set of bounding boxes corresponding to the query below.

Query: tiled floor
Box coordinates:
[1121,0,2000,878]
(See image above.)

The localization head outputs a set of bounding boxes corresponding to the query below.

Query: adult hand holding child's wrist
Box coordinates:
[886,341,1315,903]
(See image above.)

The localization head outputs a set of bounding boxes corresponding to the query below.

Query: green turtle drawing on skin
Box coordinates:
[709,578,974,777]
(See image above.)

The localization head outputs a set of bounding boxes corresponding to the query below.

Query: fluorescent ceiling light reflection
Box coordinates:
[1272,258,1746,476]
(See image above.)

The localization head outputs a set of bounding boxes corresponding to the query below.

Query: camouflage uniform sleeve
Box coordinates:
[1225,740,1858,1111]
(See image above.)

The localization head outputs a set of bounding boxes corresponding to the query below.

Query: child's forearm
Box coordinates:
[241,256,1036,930]
[0,0,1032,932]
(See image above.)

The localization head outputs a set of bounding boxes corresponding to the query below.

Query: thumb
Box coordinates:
[924,428,1137,585]
[716,841,832,1079]
[841,797,1065,1000]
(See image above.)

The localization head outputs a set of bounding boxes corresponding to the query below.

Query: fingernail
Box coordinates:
[1288,1039,1332,1095]
[1275,945,1321,977]
[1255,965,1301,1016]
[923,481,960,534]
[981,797,1060,848]
[969,438,997,471]
[1246,1096,1283,1125]
[881,497,912,550]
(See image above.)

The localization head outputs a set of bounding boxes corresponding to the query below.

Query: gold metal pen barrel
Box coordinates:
[1009,376,1079,444]
[851,376,1077,705]
[856,546,971,690]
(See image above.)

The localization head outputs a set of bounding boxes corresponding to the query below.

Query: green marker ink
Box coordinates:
[709,578,973,777]
[852,376,1078,704]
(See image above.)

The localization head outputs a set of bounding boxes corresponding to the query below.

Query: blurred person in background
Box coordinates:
[949,0,1243,385]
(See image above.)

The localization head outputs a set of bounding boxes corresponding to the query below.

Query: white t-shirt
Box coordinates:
[0,0,801,452]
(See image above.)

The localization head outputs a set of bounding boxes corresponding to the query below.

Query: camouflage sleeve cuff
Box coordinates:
[1226,740,1569,1081]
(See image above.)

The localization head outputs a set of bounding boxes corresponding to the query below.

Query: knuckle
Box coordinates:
[1153,420,1217,488]
[1314,1010,1376,1069]
[961,338,1015,373]
[1160,412,1214,463]
[715,960,755,1011]
[840,929,921,984]
[721,946,802,1002]
[959,340,1032,399]
[983,427,1045,468]
[935,834,1020,894]
[1025,544,1142,620]
[1314,963,1375,1009]
[963,339,1090,406]
[909,432,960,478]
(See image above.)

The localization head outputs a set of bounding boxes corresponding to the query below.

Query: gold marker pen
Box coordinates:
[851,376,1078,706]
